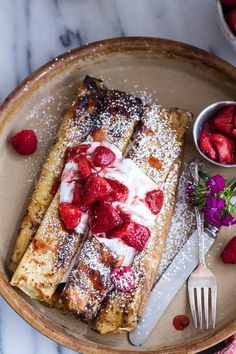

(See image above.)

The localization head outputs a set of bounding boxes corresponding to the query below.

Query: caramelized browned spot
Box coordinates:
[141,125,155,136]
[31,258,46,266]
[18,275,28,282]
[99,244,118,267]
[148,156,162,170]
[79,263,104,291]
[92,128,107,142]
[115,256,124,267]
[32,239,48,251]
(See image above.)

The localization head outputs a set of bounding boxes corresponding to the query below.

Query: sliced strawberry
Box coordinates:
[211,133,233,164]
[199,131,217,161]
[221,236,236,264]
[104,178,129,202]
[59,202,81,230]
[110,266,134,292]
[82,174,112,205]
[65,144,91,162]
[11,129,37,155]
[213,105,235,135]
[74,154,92,180]
[108,220,150,251]
[90,202,122,233]
[228,8,236,35]
[91,146,116,167]
[145,189,164,215]
[72,181,82,205]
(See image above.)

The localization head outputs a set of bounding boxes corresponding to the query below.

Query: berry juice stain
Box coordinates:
[173,315,190,331]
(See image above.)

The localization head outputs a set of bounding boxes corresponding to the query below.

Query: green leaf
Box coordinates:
[227,202,236,218]
[226,178,236,191]
[199,171,210,182]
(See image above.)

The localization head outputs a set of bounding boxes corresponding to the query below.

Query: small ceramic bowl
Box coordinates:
[216,0,236,52]
[193,101,236,168]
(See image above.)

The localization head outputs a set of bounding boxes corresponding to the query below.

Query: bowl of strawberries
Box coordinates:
[216,0,236,51]
[193,101,236,167]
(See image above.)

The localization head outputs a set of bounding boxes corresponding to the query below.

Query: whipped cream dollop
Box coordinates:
[60,141,158,267]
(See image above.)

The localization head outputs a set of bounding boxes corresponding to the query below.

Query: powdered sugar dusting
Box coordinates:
[128,105,185,188]
[157,164,196,277]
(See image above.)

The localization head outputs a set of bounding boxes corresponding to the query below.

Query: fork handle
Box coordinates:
[195,206,205,266]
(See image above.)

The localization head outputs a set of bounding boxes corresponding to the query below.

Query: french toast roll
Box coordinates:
[62,106,191,324]
[10,76,107,272]
[93,106,191,334]
[10,191,80,301]
[11,80,144,302]
[63,238,120,321]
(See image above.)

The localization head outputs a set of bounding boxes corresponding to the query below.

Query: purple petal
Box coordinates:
[203,207,222,228]
[221,214,236,227]
[206,196,225,210]
[216,198,226,210]
[206,175,225,194]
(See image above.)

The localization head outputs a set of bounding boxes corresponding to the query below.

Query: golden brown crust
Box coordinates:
[10,192,82,301]
[10,77,144,303]
[93,107,192,334]
[62,238,119,321]
[9,77,106,272]
[10,76,191,334]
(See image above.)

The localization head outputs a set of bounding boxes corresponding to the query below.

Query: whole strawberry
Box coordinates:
[11,129,37,155]
[221,236,236,264]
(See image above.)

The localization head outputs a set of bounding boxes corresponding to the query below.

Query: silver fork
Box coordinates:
[188,163,217,329]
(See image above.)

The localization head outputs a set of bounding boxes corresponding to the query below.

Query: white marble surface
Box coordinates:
[0,0,235,353]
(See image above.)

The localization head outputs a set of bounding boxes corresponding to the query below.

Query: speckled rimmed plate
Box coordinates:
[0,37,236,354]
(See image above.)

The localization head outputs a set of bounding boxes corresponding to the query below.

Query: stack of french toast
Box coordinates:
[10,76,191,334]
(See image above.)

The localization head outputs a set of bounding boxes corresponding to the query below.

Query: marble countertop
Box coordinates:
[0,0,235,353]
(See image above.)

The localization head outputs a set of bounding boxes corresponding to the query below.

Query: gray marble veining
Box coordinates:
[0,1,235,353]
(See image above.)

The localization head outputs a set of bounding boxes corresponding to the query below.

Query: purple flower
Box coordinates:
[206,175,225,194]
[221,214,236,227]
[203,208,222,228]
[205,196,226,210]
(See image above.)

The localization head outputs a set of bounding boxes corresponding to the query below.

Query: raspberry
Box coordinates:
[90,202,122,233]
[59,202,81,230]
[145,189,164,215]
[91,146,116,167]
[11,130,37,155]
[110,266,134,292]
[221,236,236,264]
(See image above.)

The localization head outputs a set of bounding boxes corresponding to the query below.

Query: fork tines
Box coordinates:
[188,278,217,329]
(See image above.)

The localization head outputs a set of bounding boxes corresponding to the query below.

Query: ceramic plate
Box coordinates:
[0,38,236,354]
